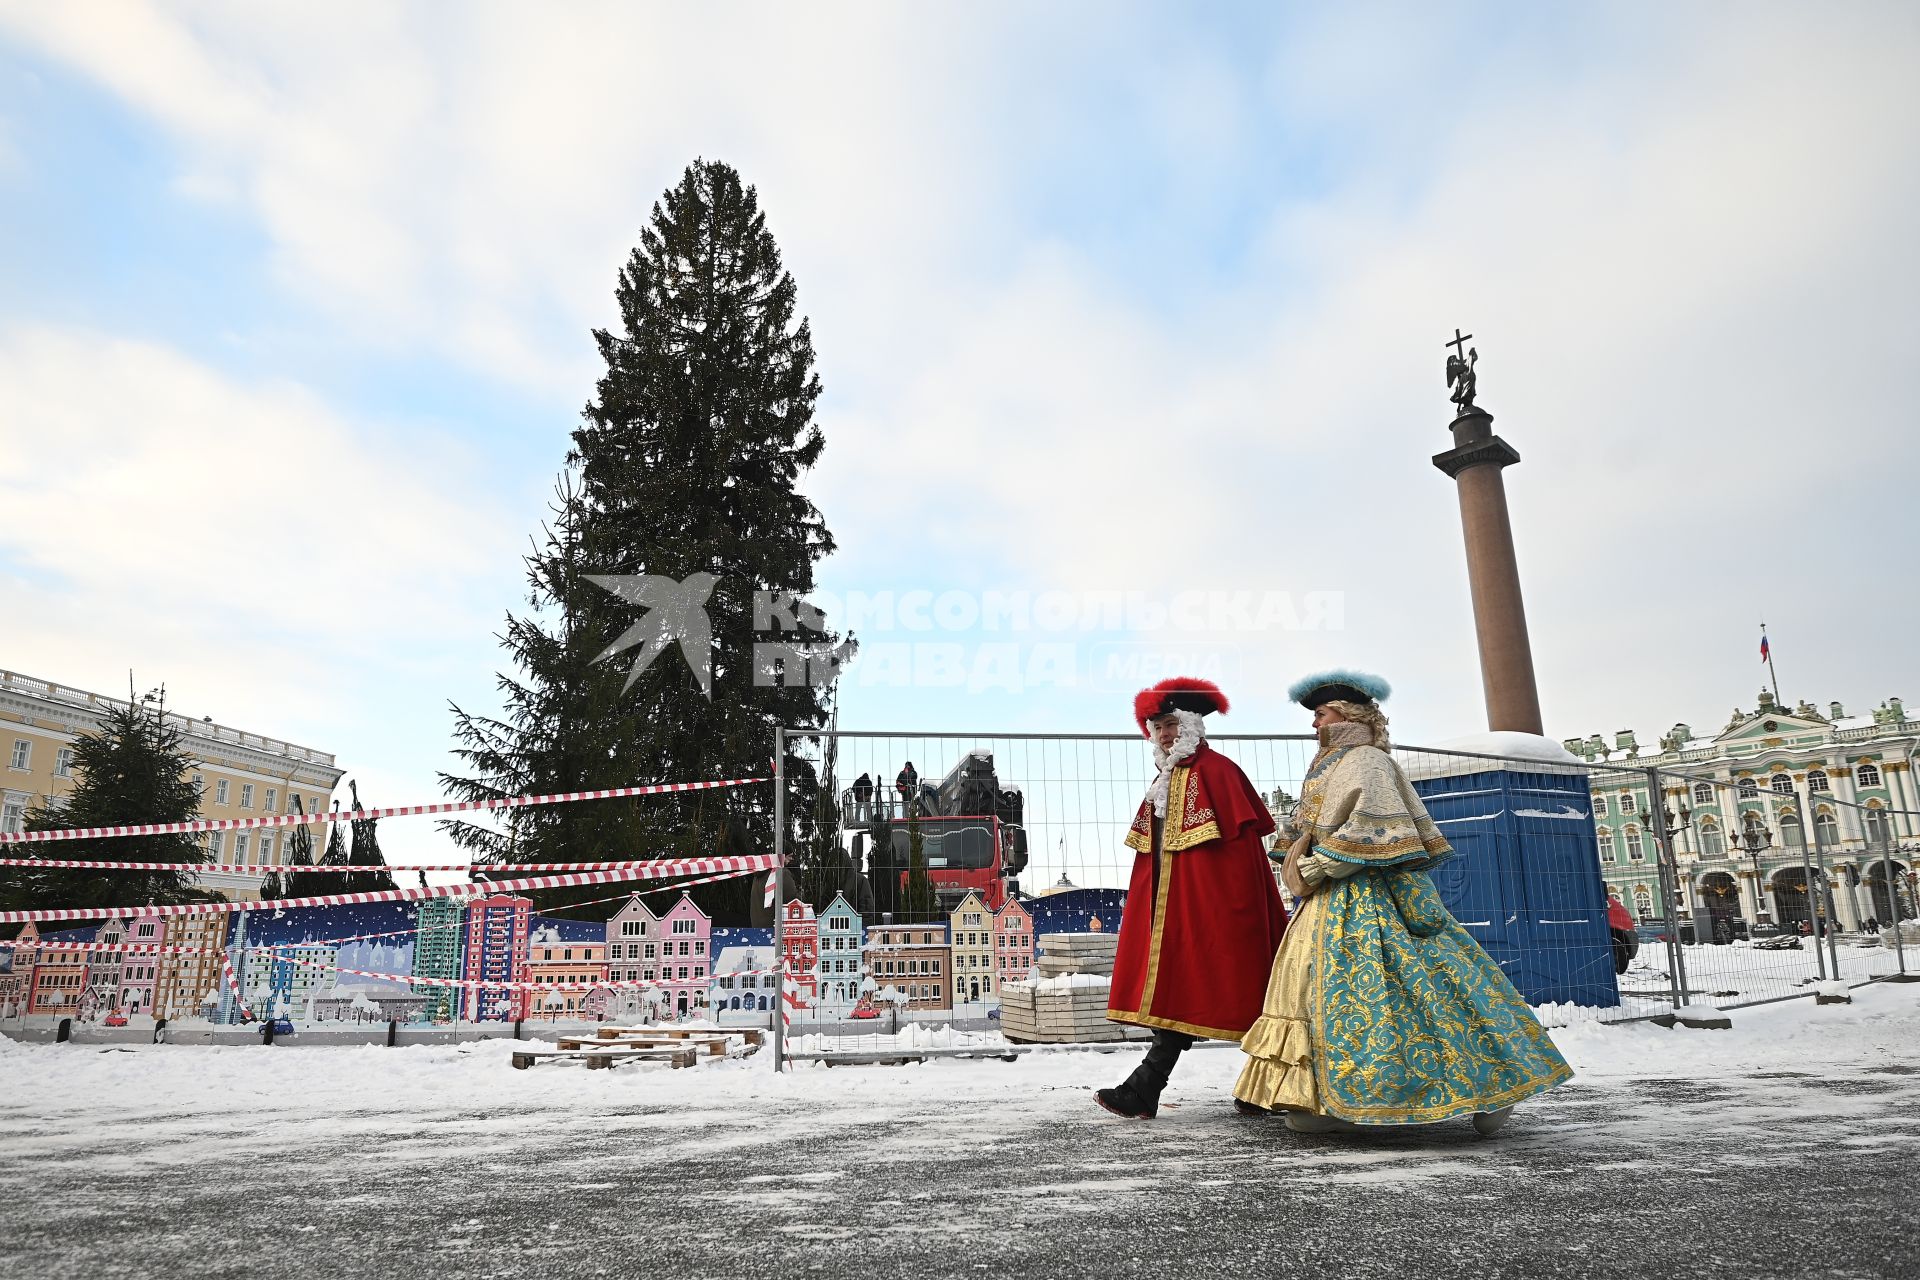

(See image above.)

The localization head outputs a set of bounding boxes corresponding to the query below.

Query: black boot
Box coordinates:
[1096,1030,1195,1119]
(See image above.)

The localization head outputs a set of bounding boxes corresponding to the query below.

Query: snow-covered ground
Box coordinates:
[4,982,1919,1279]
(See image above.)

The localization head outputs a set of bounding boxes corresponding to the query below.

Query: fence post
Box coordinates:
[1794,799,1828,983]
[1878,850,1908,977]
[1646,766,1691,1010]
[772,726,787,1072]
[1810,813,1842,979]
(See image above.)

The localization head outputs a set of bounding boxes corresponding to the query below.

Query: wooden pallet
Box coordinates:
[557,1033,732,1057]
[510,1044,697,1070]
[593,1025,764,1048]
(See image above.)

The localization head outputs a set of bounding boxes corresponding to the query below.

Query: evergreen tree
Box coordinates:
[262,794,317,903]
[0,692,212,913]
[441,159,844,924]
[296,808,352,898]
[343,780,398,894]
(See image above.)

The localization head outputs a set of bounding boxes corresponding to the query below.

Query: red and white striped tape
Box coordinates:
[221,952,253,1022]
[0,855,778,924]
[0,939,221,956]
[0,776,766,846]
[0,858,784,950]
[0,858,704,874]
[763,869,778,909]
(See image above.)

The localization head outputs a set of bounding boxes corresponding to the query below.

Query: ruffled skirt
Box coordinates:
[1234,870,1572,1123]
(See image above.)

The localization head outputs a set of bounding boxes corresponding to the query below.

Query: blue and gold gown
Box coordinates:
[1234,735,1572,1123]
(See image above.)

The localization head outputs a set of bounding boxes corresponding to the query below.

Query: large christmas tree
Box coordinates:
[443,159,844,923]
[1,692,212,913]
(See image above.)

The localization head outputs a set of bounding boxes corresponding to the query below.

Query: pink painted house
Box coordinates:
[655,893,712,1019]
[994,897,1035,990]
[116,914,168,1016]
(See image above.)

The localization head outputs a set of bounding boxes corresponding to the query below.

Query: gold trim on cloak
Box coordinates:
[1106,769,1242,1042]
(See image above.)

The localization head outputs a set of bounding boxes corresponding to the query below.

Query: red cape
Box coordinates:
[1107,742,1289,1040]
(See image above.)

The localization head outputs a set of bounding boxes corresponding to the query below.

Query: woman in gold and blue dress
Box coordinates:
[1234,670,1572,1135]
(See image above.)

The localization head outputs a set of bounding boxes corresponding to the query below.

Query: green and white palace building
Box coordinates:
[1560,689,1917,934]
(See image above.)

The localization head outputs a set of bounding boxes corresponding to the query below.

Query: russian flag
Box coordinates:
[1760,633,1771,663]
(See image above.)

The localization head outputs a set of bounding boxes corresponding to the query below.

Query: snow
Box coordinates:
[1405,732,1586,777]
[1512,806,1589,821]
[1004,973,1109,993]
[3,982,1915,1129]
[1672,1001,1726,1019]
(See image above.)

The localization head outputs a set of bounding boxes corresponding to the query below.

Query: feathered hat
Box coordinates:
[1288,669,1391,710]
[1133,677,1230,736]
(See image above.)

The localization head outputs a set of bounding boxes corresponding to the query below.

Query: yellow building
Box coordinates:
[947,890,998,1005]
[0,668,344,902]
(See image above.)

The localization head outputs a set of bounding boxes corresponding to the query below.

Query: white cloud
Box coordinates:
[0,326,516,725]
[1,0,1915,761]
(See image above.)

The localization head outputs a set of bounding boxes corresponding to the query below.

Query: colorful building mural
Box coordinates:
[949,891,997,1006]
[993,896,1034,992]
[410,899,464,1022]
[779,899,819,1008]
[865,923,951,1011]
[815,892,863,1008]
[461,895,533,1021]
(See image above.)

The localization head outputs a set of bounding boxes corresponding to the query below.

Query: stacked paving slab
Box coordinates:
[1000,933,1149,1044]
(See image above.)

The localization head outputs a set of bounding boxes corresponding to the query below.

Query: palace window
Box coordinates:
[54,748,73,778]
[1857,763,1882,788]
[240,784,254,810]
[1618,794,1636,814]
[1770,774,1795,796]
[0,801,24,835]
[1693,783,1714,805]
[1815,813,1838,848]
[1632,885,1655,921]
[235,834,250,861]
[1779,814,1804,851]
[1698,821,1724,858]
[1624,826,1645,862]
[1592,796,1609,817]
[1596,828,1615,863]
[1807,771,1829,793]
[9,740,29,770]
[258,834,274,861]
[264,788,278,812]
[215,780,230,805]
[1865,807,1892,849]
[1737,778,1759,798]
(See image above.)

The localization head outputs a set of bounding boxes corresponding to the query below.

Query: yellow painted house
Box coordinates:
[947,890,998,1005]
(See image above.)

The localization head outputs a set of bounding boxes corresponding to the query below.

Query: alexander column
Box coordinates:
[1432,330,1544,735]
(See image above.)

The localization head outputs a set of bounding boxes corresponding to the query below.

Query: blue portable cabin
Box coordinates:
[1407,750,1619,1009]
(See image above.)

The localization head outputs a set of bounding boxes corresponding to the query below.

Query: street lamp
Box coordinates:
[1739,812,1773,930]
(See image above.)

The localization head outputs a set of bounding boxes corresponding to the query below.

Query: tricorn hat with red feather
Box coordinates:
[1132,677,1230,737]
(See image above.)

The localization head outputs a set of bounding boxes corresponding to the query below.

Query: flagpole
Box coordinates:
[1761,621,1781,704]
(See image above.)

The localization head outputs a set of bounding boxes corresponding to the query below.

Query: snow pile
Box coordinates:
[1403,733,1585,780]
[1512,805,1588,821]
[1003,973,1109,994]
[1672,1001,1728,1022]
[1817,981,1852,1000]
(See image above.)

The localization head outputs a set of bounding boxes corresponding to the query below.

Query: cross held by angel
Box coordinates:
[1445,328,1478,415]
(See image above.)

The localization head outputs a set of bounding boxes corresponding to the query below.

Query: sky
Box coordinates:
[1,2,1916,866]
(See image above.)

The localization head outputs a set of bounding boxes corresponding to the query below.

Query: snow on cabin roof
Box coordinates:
[712,945,775,972]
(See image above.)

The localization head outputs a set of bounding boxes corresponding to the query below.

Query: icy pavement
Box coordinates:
[3,985,1919,1280]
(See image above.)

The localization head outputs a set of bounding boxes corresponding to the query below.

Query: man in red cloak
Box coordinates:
[1098,677,1290,1119]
